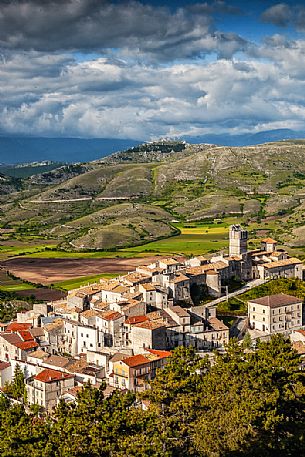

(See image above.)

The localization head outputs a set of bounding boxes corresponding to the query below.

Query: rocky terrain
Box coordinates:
[1,140,305,250]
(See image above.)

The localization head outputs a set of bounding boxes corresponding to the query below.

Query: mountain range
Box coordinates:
[1,129,305,164]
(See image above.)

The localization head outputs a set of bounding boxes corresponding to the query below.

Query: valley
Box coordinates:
[1,139,305,297]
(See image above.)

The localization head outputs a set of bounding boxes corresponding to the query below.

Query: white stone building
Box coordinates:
[248,294,303,333]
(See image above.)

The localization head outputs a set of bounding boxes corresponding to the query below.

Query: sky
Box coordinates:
[1,0,305,140]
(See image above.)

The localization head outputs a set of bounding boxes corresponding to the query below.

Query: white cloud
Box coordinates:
[1,44,305,139]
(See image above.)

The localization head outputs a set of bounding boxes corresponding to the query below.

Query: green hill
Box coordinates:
[2,140,305,253]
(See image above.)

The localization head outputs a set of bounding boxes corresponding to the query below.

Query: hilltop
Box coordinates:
[1,139,305,253]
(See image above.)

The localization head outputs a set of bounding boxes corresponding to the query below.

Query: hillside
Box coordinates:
[2,139,305,252]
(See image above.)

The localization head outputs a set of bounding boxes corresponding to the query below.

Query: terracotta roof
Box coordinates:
[44,355,70,368]
[29,328,45,338]
[0,361,10,370]
[208,317,229,331]
[6,323,32,332]
[159,258,180,266]
[0,332,23,346]
[122,354,150,368]
[110,353,129,363]
[168,306,189,318]
[145,349,172,358]
[125,315,149,325]
[15,341,39,350]
[17,330,34,342]
[44,318,64,332]
[262,238,277,243]
[296,330,305,337]
[35,368,74,383]
[81,310,99,319]
[100,311,123,321]
[28,349,49,360]
[262,257,303,269]
[141,283,157,291]
[172,273,189,283]
[134,320,165,330]
[249,294,302,308]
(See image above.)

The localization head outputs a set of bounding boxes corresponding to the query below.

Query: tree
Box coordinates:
[4,364,27,403]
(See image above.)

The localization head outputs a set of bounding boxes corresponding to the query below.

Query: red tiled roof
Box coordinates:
[6,323,32,332]
[100,311,123,321]
[15,341,38,350]
[262,238,277,244]
[145,349,172,358]
[17,330,34,342]
[0,361,10,370]
[35,368,74,383]
[122,354,150,368]
[125,315,149,325]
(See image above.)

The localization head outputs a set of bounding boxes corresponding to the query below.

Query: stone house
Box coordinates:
[248,294,303,333]
[109,349,171,392]
[26,368,75,412]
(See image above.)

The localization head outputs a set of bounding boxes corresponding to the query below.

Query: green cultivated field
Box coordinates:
[0,270,36,292]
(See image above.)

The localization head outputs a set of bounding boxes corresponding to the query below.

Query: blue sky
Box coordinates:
[1,0,305,139]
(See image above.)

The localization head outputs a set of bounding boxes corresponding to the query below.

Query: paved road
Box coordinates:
[205,278,267,308]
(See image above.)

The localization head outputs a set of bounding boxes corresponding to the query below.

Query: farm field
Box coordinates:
[1,256,160,285]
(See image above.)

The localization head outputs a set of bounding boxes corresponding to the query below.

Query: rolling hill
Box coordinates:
[1,139,305,252]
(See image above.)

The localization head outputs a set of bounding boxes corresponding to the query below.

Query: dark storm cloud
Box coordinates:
[261,3,291,27]
[261,3,305,31]
[0,0,246,60]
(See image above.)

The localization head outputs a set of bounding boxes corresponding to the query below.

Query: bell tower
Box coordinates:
[229,225,248,256]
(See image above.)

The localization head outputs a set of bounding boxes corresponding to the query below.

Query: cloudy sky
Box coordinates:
[1,0,305,140]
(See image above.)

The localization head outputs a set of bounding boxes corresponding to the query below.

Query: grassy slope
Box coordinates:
[217,278,305,315]
[2,140,305,257]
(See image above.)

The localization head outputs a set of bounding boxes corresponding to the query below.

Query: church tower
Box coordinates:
[229,225,248,256]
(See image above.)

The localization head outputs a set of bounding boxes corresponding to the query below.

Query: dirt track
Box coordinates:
[1,256,159,285]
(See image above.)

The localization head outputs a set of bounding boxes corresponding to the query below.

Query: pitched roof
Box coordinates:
[262,257,303,269]
[44,355,70,368]
[100,311,123,321]
[0,361,10,371]
[6,323,32,332]
[159,258,179,266]
[145,349,171,358]
[168,306,189,318]
[122,354,151,368]
[35,368,74,383]
[17,330,34,342]
[81,309,99,319]
[125,315,149,325]
[28,349,49,360]
[15,341,39,350]
[262,238,277,243]
[249,294,302,308]
[208,317,229,331]
[133,320,165,330]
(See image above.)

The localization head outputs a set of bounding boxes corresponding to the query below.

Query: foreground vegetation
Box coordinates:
[1,336,305,456]
[217,278,305,315]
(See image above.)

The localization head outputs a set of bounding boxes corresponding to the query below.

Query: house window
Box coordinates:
[253,307,255,311]
[263,317,265,322]
[90,343,93,348]
[81,333,83,337]
[263,309,265,314]
[86,334,89,338]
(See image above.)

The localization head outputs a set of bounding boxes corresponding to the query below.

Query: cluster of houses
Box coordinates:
[0,225,304,412]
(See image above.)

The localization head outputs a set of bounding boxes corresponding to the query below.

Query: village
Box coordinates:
[0,224,305,412]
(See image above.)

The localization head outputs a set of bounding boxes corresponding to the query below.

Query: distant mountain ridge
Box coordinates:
[0,137,141,164]
[0,129,305,164]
